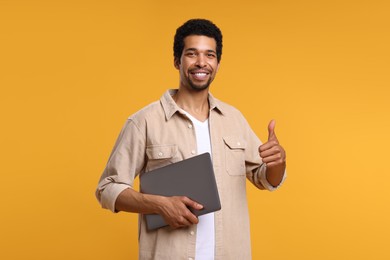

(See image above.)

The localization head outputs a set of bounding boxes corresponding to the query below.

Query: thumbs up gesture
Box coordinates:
[258,120,286,171]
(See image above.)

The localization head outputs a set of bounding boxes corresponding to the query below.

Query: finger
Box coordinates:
[174,207,199,226]
[258,139,279,153]
[171,216,192,229]
[259,146,281,158]
[184,211,199,225]
[264,160,286,168]
[261,153,284,164]
[181,196,203,210]
[268,119,276,141]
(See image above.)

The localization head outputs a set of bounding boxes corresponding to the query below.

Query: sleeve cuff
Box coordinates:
[256,164,287,191]
[100,183,131,213]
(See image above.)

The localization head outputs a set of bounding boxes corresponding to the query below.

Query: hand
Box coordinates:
[158,196,203,229]
[258,120,286,169]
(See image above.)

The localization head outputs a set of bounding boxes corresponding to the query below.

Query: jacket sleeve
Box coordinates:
[95,119,146,212]
[241,114,287,191]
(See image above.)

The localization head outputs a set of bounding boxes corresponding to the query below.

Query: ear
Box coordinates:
[216,62,221,72]
[174,58,180,70]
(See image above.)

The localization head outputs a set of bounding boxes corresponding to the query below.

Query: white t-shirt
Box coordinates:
[183,111,215,260]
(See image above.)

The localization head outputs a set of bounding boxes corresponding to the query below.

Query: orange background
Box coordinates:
[1,0,389,259]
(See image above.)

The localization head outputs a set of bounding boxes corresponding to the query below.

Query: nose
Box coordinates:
[195,54,206,67]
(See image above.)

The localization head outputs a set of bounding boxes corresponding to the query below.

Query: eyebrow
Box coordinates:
[184,48,216,54]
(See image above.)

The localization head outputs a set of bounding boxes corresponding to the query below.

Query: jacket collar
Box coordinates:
[160,89,224,121]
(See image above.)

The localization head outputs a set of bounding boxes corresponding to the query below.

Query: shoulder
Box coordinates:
[128,100,162,119]
[128,101,164,122]
[214,97,246,120]
[127,100,163,127]
[212,97,255,135]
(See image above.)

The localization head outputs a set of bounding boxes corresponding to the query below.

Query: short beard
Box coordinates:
[188,78,212,91]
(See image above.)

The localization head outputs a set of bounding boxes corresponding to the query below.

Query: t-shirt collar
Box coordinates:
[160,89,224,121]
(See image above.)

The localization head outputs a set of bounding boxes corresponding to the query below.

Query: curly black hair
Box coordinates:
[174,19,223,63]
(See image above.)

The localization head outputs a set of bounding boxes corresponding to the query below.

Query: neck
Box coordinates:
[173,87,210,122]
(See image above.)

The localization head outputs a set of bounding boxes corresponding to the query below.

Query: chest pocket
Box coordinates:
[145,144,179,172]
[223,136,246,176]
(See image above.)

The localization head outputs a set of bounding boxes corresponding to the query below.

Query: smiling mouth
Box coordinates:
[190,71,210,81]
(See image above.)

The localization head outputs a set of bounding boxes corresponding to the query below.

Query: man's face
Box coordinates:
[175,35,220,91]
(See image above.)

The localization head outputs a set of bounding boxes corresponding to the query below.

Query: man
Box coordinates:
[96,19,286,260]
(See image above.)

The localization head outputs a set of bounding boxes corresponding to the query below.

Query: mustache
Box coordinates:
[189,68,211,73]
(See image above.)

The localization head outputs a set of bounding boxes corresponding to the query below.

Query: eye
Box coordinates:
[186,52,196,57]
[207,53,216,58]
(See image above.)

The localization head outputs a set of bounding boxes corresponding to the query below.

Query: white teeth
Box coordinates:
[195,73,207,76]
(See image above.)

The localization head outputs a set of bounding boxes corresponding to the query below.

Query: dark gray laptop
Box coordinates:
[140,152,221,230]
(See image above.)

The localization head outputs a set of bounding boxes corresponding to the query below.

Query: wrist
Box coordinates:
[266,164,286,187]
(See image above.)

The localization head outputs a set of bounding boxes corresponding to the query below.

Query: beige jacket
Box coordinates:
[96,90,285,260]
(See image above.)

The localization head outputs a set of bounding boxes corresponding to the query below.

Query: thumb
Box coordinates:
[183,197,203,210]
[268,119,276,141]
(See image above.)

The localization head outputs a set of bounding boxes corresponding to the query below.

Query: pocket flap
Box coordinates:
[146,144,178,159]
[223,136,246,150]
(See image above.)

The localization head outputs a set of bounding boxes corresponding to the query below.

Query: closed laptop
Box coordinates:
[140,153,221,230]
